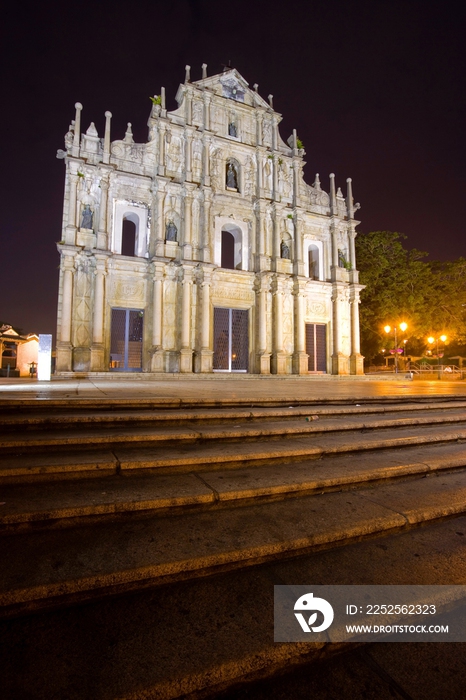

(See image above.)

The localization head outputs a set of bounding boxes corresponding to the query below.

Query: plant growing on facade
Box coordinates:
[150,95,162,105]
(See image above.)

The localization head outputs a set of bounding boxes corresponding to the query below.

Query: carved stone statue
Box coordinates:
[165,221,177,242]
[338,249,346,268]
[281,240,290,259]
[226,162,238,190]
[263,158,273,190]
[81,205,93,229]
[228,122,237,137]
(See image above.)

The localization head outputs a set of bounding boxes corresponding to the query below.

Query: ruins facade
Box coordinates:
[55,66,364,375]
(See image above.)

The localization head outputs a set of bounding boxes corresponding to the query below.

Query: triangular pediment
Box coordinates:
[192,68,271,110]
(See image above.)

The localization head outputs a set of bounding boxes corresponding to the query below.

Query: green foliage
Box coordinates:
[296,137,304,150]
[355,231,466,361]
[150,95,162,105]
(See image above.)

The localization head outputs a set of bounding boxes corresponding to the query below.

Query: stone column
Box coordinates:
[293,215,305,277]
[203,135,211,187]
[203,94,211,131]
[331,286,349,375]
[158,124,166,177]
[273,155,279,201]
[350,291,364,375]
[180,268,193,372]
[155,188,165,256]
[96,176,109,249]
[255,274,271,374]
[183,190,193,260]
[196,269,213,372]
[185,130,193,182]
[90,258,107,370]
[202,191,212,263]
[349,230,356,270]
[65,173,78,245]
[151,264,165,371]
[292,281,308,374]
[56,255,75,371]
[271,278,288,374]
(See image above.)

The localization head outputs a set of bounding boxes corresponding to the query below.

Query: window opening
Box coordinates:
[121,219,137,257]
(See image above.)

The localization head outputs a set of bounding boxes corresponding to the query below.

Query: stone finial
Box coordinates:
[329,173,336,214]
[185,65,191,83]
[103,111,112,164]
[313,173,321,190]
[346,177,354,219]
[202,63,207,79]
[124,122,134,144]
[73,102,83,155]
[161,87,166,111]
[86,122,98,136]
[253,83,258,92]
[268,94,273,108]
[337,187,343,198]
[293,128,297,150]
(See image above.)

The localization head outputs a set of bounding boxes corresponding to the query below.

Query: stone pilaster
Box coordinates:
[292,279,308,374]
[90,255,108,371]
[271,276,288,374]
[255,273,271,374]
[180,267,193,372]
[96,175,109,250]
[151,263,165,372]
[195,268,213,373]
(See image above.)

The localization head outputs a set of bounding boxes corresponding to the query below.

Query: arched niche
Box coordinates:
[112,201,148,257]
[225,158,240,192]
[306,241,323,280]
[121,213,139,257]
[214,217,249,271]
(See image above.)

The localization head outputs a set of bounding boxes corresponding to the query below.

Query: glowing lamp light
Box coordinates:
[384,325,391,334]
[399,322,408,332]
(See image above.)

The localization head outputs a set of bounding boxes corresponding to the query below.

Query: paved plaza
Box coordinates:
[2,375,466,404]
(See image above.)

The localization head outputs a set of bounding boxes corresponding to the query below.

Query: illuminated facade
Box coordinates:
[56,66,364,375]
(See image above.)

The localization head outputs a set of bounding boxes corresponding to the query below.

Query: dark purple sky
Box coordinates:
[2,0,465,337]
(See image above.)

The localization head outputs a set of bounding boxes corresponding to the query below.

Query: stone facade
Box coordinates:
[55,66,364,375]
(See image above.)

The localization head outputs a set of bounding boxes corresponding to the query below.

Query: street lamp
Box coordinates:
[427,334,447,379]
[384,322,408,374]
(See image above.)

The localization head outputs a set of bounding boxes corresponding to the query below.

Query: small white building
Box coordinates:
[0,326,39,377]
[55,66,364,376]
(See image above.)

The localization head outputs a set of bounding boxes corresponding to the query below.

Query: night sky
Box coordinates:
[2,0,465,338]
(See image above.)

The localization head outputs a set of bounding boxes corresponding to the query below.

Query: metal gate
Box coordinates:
[110,308,143,371]
[213,308,249,372]
[305,323,327,372]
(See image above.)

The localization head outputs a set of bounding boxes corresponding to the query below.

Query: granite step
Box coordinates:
[2,421,466,484]
[2,515,465,700]
[1,468,466,619]
[1,442,466,531]
[1,408,466,454]
[2,400,466,430]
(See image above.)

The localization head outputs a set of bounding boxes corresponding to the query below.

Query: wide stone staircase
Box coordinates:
[1,394,466,699]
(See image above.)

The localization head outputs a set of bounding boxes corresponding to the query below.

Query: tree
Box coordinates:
[356,231,438,360]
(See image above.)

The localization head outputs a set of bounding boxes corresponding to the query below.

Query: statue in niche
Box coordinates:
[263,158,273,190]
[228,122,237,137]
[338,249,346,268]
[226,162,238,190]
[165,221,177,242]
[81,205,93,229]
[281,240,290,260]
